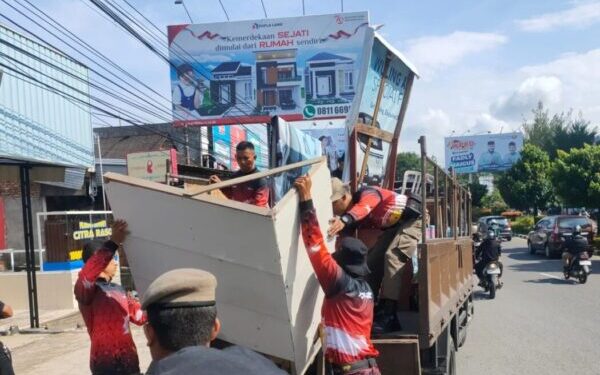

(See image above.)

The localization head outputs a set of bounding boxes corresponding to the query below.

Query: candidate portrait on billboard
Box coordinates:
[445,132,524,174]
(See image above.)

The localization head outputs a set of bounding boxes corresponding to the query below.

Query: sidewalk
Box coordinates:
[0,309,152,374]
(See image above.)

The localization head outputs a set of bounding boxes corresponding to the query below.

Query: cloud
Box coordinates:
[472,113,511,133]
[517,2,600,32]
[404,31,507,77]
[491,76,563,120]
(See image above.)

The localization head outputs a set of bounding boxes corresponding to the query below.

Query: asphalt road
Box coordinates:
[457,238,600,375]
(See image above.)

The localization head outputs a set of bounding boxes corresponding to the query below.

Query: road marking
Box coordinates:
[540,272,561,280]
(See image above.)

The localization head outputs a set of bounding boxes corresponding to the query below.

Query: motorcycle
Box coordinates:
[562,231,592,284]
[564,251,592,284]
[481,260,503,299]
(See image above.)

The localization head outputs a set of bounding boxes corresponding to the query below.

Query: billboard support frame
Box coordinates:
[357,53,391,186]
[384,72,415,189]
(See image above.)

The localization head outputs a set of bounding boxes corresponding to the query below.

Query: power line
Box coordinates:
[260,0,268,18]
[3,0,270,157]
[217,0,230,21]
[89,0,269,143]
[6,1,269,150]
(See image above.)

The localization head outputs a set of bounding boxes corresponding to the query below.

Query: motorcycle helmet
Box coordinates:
[574,225,582,235]
[486,229,496,240]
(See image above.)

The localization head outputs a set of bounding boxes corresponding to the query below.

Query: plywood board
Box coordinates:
[104,158,330,374]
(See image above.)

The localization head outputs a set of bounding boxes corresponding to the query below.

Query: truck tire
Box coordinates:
[447,339,457,375]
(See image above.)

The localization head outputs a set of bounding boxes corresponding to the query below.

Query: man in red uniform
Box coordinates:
[74,220,146,375]
[294,176,380,375]
[209,141,269,207]
[327,178,422,334]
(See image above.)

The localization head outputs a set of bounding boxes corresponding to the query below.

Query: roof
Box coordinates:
[93,124,199,164]
[38,168,86,190]
[238,66,251,75]
[212,62,241,74]
[307,52,352,62]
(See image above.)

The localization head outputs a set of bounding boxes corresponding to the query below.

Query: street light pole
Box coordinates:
[175,0,194,23]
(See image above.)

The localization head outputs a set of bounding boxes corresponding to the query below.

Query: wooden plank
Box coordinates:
[354,123,394,142]
[185,157,326,197]
[373,337,421,375]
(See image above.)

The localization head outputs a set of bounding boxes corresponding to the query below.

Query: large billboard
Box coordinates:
[444,132,524,174]
[167,12,370,126]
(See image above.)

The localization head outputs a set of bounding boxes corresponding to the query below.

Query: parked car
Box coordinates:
[527,215,596,258]
[477,216,512,241]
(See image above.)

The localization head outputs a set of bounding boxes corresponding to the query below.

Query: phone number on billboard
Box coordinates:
[316,105,351,116]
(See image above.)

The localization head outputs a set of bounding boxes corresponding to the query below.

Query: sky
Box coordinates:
[1,0,599,159]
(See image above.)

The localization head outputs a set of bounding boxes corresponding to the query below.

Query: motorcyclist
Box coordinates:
[562,225,588,274]
[475,229,501,286]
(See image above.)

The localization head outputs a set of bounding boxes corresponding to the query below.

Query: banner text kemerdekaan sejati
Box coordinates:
[215,30,328,51]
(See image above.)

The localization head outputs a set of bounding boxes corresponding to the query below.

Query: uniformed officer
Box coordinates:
[327,178,422,334]
[143,268,285,375]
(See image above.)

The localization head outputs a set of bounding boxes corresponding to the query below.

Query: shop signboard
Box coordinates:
[126,150,174,182]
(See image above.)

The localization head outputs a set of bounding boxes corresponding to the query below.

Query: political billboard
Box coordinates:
[444,132,524,174]
[167,12,370,126]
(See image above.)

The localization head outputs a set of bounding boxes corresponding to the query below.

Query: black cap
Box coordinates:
[333,237,370,277]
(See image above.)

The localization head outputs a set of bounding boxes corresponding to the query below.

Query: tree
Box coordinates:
[395,152,421,180]
[523,102,597,159]
[480,189,508,215]
[468,182,487,207]
[522,102,564,157]
[554,116,597,155]
[496,144,554,213]
[552,144,600,209]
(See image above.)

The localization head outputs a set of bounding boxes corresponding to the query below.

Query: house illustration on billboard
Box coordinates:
[254,49,302,112]
[210,62,255,116]
[304,52,355,105]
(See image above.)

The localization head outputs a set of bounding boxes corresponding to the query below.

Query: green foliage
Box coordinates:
[552,144,600,209]
[511,215,535,235]
[522,102,597,159]
[496,144,554,212]
[468,182,488,207]
[395,152,421,180]
[480,189,508,215]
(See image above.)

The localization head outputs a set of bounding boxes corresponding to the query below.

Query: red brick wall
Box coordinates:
[0,181,41,198]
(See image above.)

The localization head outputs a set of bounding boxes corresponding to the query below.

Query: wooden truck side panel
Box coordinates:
[419,238,474,349]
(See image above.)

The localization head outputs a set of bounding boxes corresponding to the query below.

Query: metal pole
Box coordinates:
[181,1,195,23]
[302,0,305,15]
[184,125,191,165]
[19,165,39,328]
[434,165,439,238]
[419,136,427,243]
[95,134,107,212]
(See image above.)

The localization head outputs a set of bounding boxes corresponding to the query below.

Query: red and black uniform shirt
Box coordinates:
[300,200,378,365]
[342,187,407,230]
[74,241,146,375]
[221,168,270,208]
